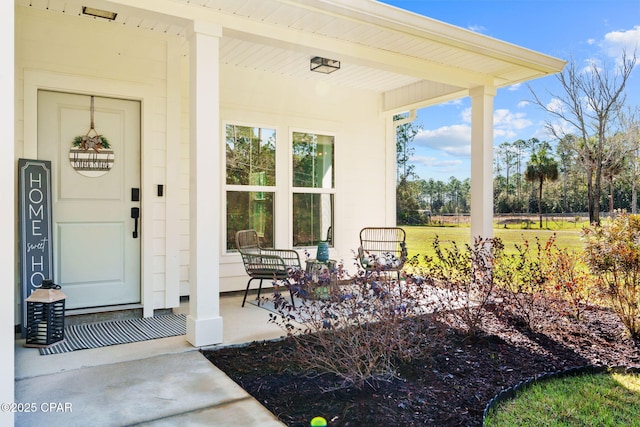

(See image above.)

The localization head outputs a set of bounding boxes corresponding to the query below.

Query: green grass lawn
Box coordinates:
[485,372,640,427]
[404,224,585,259]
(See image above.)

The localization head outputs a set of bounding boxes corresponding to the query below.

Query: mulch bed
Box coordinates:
[202,302,639,426]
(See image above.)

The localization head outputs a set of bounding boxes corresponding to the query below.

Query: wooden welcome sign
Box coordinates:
[18,159,54,335]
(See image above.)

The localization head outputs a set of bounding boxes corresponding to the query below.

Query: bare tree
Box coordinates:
[530,52,636,225]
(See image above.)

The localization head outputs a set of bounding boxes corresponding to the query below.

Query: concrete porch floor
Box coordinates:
[14,293,289,426]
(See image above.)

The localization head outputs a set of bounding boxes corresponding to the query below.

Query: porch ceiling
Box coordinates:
[16,0,565,112]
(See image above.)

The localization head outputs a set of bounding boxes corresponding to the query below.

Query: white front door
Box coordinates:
[37,90,141,310]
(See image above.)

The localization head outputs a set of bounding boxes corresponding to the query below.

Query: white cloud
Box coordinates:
[508,83,522,91]
[582,57,603,74]
[494,109,531,130]
[586,26,640,69]
[494,128,516,140]
[410,155,464,173]
[545,119,577,139]
[439,98,465,107]
[546,98,564,114]
[517,100,530,108]
[416,108,533,156]
[414,124,471,157]
[602,26,640,59]
[530,122,554,141]
[468,24,487,34]
[461,107,531,128]
[461,108,471,123]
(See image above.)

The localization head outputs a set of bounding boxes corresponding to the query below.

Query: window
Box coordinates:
[225,124,276,250]
[292,132,335,247]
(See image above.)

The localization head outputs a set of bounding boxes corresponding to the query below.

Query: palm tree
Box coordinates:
[525,145,559,228]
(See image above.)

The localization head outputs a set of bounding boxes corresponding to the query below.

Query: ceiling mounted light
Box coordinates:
[82,6,118,21]
[310,56,340,74]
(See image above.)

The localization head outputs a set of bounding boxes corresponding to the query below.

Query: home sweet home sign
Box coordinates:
[18,159,54,334]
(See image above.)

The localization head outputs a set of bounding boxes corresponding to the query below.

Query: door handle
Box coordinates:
[131,207,140,238]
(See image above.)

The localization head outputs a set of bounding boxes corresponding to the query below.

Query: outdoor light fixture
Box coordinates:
[310,56,340,74]
[82,6,118,21]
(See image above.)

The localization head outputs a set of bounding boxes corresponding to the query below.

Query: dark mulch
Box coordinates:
[202,303,639,427]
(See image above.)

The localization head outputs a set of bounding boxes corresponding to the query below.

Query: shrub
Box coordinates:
[268,262,435,390]
[545,246,594,320]
[583,213,640,339]
[494,235,555,330]
[409,236,503,337]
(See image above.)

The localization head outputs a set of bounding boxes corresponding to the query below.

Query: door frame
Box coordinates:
[23,70,158,316]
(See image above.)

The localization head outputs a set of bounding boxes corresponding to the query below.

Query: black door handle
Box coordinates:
[131,207,140,238]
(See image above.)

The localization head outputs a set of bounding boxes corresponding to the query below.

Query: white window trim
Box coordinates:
[222,120,280,255]
[288,128,337,249]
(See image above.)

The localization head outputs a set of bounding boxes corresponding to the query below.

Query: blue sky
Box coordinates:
[381,0,640,181]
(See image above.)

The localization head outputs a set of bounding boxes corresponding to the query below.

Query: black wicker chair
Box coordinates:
[236,229,301,307]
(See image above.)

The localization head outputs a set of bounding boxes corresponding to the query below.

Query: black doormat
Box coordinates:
[39,313,186,355]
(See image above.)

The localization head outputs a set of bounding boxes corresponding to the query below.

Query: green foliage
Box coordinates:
[396,178,427,225]
[583,212,640,338]
[545,246,594,320]
[225,124,276,186]
[72,135,110,149]
[395,113,421,182]
[409,236,503,337]
[406,228,595,331]
[525,144,559,228]
[493,233,594,327]
[494,236,554,330]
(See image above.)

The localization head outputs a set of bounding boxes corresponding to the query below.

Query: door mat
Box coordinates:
[39,313,186,355]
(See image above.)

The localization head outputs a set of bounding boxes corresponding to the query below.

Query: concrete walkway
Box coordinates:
[14,294,288,426]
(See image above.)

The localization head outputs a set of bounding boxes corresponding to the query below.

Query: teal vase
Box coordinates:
[316,241,329,262]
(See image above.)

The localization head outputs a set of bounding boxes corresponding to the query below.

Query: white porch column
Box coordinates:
[385,115,398,225]
[1,1,15,423]
[186,21,224,347]
[469,86,496,240]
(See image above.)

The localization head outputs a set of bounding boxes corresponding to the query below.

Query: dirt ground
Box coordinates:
[203,302,639,426]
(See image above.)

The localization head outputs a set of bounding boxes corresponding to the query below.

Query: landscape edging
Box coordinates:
[482,365,640,426]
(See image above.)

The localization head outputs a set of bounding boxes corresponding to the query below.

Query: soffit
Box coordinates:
[15,0,565,111]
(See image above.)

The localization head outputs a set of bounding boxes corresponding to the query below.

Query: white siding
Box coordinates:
[218,66,390,292]
[15,7,175,312]
[15,6,396,302]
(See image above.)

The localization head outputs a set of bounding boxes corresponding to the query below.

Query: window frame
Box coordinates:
[221,122,337,254]
[289,128,337,249]
[223,121,278,254]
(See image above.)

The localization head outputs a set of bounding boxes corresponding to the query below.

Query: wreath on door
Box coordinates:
[72,133,110,151]
[69,95,115,177]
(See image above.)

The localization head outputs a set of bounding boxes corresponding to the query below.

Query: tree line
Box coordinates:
[397,53,639,226]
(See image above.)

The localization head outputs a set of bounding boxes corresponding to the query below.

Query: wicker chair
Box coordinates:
[235,229,301,307]
[357,227,408,278]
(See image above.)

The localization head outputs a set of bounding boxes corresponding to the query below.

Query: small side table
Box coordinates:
[305,259,338,299]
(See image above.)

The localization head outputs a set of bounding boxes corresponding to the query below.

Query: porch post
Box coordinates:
[469,85,496,240]
[1,0,14,422]
[186,20,224,347]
